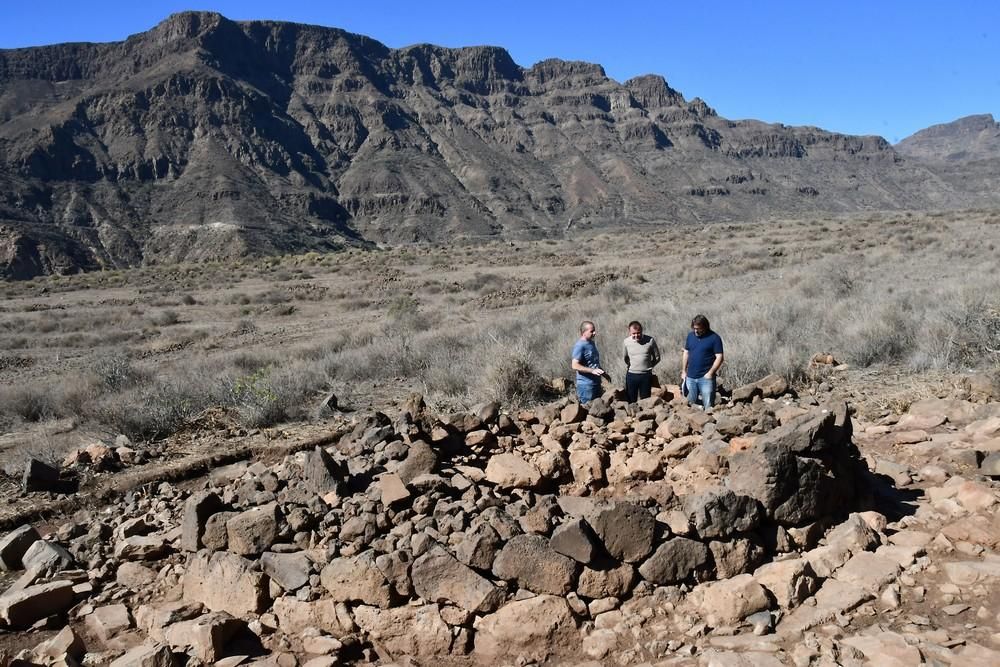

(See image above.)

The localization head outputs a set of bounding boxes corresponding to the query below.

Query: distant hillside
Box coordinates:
[896,114,1000,162]
[1,11,998,278]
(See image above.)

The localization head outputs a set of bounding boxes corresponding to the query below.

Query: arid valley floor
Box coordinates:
[0,209,999,666]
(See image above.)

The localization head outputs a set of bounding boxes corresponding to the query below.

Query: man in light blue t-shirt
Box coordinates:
[681,314,724,410]
[571,320,605,404]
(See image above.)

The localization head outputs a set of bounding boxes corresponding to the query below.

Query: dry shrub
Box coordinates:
[94,379,208,441]
[0,384,55,422]
[482,342,546,407]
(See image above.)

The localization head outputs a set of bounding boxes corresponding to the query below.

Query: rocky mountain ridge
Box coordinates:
[1,11,998,278]
[896,114,1000,163]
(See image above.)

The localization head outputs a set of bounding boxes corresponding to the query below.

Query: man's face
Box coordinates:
[630,326,642,341]
[692,323,707,337]
[583,325,596,341]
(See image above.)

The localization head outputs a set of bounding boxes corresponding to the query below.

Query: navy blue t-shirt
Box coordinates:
[684,331,723,378]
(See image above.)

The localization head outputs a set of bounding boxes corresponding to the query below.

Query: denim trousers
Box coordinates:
[685,376,715,409]
[577,381,600,404]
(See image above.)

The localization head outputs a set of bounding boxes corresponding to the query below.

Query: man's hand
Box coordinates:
[592,368,605,376]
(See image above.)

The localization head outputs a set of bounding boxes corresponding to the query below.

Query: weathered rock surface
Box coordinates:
[588,502,656,563]
[492,534,577,595]
[0,525,40,570]
[411,546,503,612]
[639,537,710,584]
[474,595,578,662]
[183,550,269,616]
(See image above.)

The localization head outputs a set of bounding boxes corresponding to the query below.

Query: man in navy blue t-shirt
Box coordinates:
[571,320,605,403]
[681,314,724,410]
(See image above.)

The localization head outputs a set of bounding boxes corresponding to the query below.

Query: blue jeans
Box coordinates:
[577,381,600,404]
[685,376,715,409]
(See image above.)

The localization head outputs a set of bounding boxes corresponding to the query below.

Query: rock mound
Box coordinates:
[0,383,884,664]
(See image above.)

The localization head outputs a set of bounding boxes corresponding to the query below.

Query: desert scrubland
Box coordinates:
[0,208,997,464]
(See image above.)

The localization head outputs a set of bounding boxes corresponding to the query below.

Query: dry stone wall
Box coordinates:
[0,381,883,664]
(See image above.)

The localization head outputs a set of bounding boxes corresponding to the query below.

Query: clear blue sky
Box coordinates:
[2,1,998,143]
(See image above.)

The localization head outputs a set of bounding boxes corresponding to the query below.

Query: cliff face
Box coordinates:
[0,12,994,278]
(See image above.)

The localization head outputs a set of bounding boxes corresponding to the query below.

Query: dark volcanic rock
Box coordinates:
[492,534,577,595]
[683,490,764,539]
[638,537,710,585]
[727,404,867,526]
[588,502,656,563]
[181,491,226,552]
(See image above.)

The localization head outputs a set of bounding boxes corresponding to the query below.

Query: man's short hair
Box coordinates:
[691,314,710,330]
[627,320,642,331]
[580,320,595,334]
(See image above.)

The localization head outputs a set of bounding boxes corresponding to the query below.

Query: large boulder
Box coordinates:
[411,546,504,613]
[485,453,543,489]
[320,552,394,608]
[727,404,866,525]
[638,537,710,585]
[180,491,225,552]
[576,563,637,599]
[0,580,74,628]
[0,525,40,570]
[271,597,355,638]
[109,643,176,667]
[21,539,74,572]
[683,490,764,539]
[474,595,578,663]
[226,503,280,556]
[354,604,454,658]
[550,519,602,565]
[182,550,269,616]
[493,534,577,595]
[303,446,347,495]
[163,611,244,663]
[456,524,502,570]
[752,558,819,609]
[588,502,656,563]
[396,440,439,484]
[261,551,311,592]
[697,574,772,626]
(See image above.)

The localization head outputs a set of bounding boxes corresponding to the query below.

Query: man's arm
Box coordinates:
[572,358,604,376]
[623,340,630,370]
[649,339,661,368]
[680,348,689,380]
[706,353,724,379]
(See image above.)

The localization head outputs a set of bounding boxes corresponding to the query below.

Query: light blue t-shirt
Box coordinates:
[572,339,600,386]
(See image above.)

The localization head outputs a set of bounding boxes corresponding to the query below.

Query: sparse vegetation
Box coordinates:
[0,210,998,442]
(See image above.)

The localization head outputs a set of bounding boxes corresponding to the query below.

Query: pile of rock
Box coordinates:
[0,383,877,665]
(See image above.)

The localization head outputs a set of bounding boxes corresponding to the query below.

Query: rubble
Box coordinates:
[2,380,999,665]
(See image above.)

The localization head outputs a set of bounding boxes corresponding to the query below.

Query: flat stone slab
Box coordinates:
[887,530,933,548]
[0,580,75,628]
[833,552,901,594]
[699,649,786,667]
[841,631,923,667]
[778,579,873,636]
[943,560,1000,585]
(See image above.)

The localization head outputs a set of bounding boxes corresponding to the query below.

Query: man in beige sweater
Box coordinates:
[623,321,661,403]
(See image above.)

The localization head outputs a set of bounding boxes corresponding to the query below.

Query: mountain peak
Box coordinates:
[147,11,232,42]
[896,113,1000,162]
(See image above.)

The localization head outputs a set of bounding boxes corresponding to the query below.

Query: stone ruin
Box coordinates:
[0,376,882,665]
